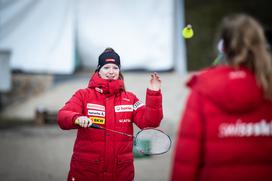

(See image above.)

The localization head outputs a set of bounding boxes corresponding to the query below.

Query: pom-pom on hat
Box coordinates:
[96,48,121,72]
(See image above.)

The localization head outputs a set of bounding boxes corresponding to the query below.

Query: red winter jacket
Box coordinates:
[171,65,272,181]
[57,73,163,181]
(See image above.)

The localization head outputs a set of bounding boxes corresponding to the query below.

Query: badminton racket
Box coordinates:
[75,120,171,155]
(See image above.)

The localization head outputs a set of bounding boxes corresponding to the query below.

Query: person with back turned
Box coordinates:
[170,14,272,181]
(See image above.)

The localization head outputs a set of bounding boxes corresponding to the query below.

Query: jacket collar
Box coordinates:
[88,72,124,96]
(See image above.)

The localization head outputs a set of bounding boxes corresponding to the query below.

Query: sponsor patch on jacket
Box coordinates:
[88,110,105,117]
[118,119,131,123]
[87,103,105,111]
[115,105,133,112]
[133,101,144,110]
[89,116,105,124]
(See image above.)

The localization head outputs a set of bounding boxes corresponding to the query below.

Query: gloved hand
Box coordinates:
[75,116,92,128]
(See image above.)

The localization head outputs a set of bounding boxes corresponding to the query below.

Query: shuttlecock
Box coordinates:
[182,24,194,39]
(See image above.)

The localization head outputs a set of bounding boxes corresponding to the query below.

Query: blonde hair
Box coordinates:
[219,14,272,99]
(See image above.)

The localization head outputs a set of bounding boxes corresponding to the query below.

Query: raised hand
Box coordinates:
[148,72,161,91]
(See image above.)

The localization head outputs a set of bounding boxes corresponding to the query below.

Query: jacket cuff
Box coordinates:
[146,88,161,96]
[72,114,82,127]
[146,89,162,108]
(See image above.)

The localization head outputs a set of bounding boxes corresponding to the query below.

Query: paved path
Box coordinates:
[0,72,190,181]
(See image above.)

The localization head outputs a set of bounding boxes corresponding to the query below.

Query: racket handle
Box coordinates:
[90,124,101,129]
[75,118,102,129]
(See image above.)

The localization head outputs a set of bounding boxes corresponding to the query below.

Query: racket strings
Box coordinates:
[135,129,171,155]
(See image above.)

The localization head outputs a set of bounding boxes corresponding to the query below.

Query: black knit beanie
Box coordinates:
[96,48,121,72]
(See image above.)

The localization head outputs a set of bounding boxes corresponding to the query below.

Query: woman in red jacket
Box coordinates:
[171,14,272,181]
[57,48,163,181]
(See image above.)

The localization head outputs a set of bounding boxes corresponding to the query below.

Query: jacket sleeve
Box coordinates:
[171,89,204,181]
[57,89,85,130]
[133,89,163,129]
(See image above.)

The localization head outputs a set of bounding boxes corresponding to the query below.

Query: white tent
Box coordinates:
[0,0,75,74]
[0,0,186,74]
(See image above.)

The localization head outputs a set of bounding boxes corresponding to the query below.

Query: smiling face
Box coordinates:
[99,63,120,80]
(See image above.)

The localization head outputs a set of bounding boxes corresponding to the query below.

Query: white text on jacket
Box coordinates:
[219,119,272,137]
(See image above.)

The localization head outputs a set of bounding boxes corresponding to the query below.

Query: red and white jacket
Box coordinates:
[171,65,272,181]
[57,73,163,181]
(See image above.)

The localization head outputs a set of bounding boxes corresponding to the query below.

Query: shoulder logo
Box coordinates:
[133,101,144,110]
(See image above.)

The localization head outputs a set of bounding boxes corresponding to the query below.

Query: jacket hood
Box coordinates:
[88,72,124,96]
[187,65,263,113]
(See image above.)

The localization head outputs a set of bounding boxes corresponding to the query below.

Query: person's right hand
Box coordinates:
[75,116,92,128]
